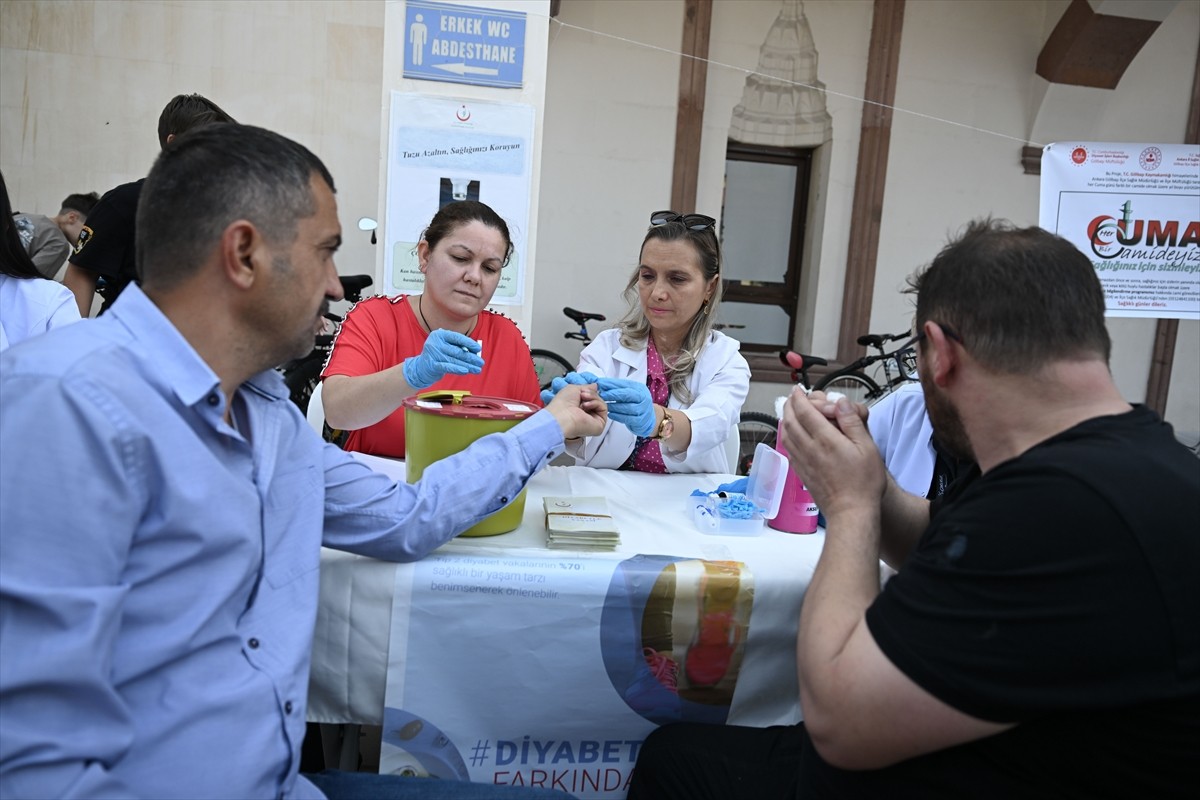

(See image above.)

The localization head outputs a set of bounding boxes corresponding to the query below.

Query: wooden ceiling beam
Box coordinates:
[1037,0,1161,90]
[670,0,713,214]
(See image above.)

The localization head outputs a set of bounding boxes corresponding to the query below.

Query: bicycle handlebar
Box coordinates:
[856,331,910,349]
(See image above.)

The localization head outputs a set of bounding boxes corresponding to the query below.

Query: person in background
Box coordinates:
[63,93,236,317]
[0,171,80,351]
[11,191,99,279]
[626,219,1199,798]
[867,380,973,499]
[544,210,750,474]
[0,123,600,800]
[321,200,541,459]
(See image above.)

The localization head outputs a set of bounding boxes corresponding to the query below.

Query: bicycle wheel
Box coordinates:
[530,349,573,392]
[814,371,881,406]
[736,411,779,476]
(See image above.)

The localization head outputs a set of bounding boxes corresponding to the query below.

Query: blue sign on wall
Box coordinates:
[404,0,526,89]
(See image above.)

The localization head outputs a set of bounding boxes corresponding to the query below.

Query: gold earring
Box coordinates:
[702,299,710,316]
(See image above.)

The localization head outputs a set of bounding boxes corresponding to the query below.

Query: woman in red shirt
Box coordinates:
[321,201,541,458]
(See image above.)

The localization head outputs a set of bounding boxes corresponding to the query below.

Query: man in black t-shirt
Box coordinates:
[64,94,235,316]
[628,220,1199,799]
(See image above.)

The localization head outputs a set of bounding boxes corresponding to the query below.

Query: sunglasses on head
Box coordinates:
[650,210,716,231]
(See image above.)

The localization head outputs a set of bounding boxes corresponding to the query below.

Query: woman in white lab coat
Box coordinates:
[546,210,750,474]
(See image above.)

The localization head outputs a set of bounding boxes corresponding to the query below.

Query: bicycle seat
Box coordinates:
[563,307,606,324]
[778,351,827,368]
[340,274,374,302]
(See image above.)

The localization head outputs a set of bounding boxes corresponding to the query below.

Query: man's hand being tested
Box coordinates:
[545,383,608,441]
[540,371,601,406]
[402,329,484,389]
[781,392,885,522]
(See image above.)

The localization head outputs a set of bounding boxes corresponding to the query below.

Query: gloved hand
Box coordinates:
[402,329,484,390]
[540,372,600,405]
[596,377,657,438]
[715,477,748,495]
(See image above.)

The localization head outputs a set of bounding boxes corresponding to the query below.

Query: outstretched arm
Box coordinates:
[323,383,606,560]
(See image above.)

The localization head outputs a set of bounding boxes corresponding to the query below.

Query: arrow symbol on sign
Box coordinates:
[432,62,500,76]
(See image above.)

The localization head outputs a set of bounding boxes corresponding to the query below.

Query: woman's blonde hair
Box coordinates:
[616,216,723,404]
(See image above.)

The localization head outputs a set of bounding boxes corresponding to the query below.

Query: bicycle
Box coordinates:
[733,330,920,475]
[280,273,373,416]
[530,307,606,391]
[813,331,919,405]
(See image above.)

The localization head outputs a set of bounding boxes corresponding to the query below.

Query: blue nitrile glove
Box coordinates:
[540,371,601,405]
[715,477,748,495]
[402,329,484,389]
[690,478,747,499]
[596,377,657,438]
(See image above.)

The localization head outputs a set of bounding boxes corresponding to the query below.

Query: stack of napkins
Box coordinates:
[543,496,621,551]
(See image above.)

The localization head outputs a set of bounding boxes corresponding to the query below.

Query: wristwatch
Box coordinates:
[652,408,675,441]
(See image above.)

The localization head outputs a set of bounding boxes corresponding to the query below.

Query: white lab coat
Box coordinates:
[0,274,80,353]
[567,328,750,473]
[867,382,935,498]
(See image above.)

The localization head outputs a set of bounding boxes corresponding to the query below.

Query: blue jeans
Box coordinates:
[304,770,574,799]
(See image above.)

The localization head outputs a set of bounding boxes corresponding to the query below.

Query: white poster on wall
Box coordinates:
[1039,142,1200,320]
[385,93,535,304]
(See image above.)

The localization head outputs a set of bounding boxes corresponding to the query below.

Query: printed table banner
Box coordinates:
[1039,142,1199,320]
[380,551,758,799]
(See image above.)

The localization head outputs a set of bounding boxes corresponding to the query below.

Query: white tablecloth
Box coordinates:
[309,454,828,731]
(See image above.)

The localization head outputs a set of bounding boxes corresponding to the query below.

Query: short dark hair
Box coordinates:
[421,200,514,266]
[157,93,236,150]
[907,218,1111,373]
[59,192,100,217]
[137,124,336,291]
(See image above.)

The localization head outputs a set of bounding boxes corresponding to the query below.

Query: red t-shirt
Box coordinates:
[321,295,542,458]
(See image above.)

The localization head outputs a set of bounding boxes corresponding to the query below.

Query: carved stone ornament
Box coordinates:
[730,0,833,147]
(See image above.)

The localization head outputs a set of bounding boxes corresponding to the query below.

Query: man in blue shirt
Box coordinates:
[0,124,601,799]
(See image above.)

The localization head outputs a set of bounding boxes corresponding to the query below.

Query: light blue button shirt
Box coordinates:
[0,286,563,799]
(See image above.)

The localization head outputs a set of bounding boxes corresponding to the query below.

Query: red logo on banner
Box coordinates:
[1071,146,1088,165]
[1139,147,1162,171]
[456,105,471,122]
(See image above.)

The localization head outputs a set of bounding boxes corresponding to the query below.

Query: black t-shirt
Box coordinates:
[927,434,972,499]
[69,179,143,311]
[802,406,1200,797]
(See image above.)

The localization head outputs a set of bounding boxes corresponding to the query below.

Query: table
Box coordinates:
[308,455,827,796]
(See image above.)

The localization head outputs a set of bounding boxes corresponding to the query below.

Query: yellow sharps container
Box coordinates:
[403,390,539,537]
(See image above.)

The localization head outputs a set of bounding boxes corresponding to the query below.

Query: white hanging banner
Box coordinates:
[1039,142,1199,320]
[384,93,534,305]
